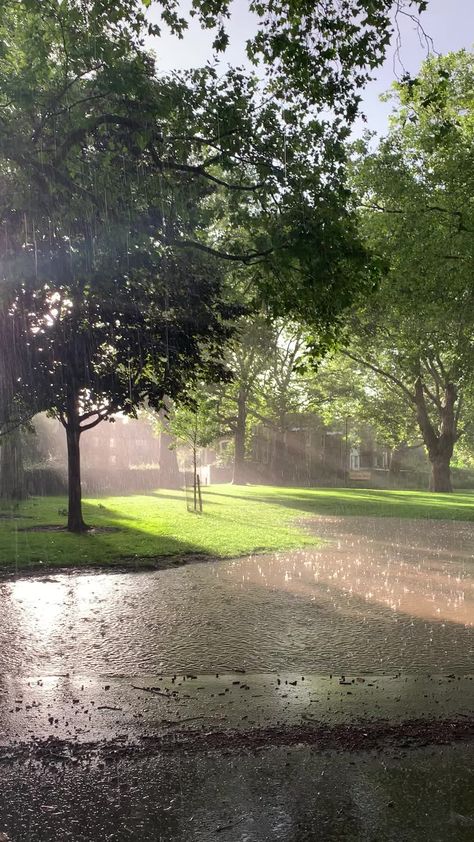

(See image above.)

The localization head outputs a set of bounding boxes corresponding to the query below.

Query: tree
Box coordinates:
[162,393,221,510]
[304,353,423,481]
[7,242,238,530]
[189,317,308,484]
[0,32,244,527]
[199,317,272,484]
[0,0,431,518]
[345,51,474,492]
[0,0,426,336]
[251,323,308,482]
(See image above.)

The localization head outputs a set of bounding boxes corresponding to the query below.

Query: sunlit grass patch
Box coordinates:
[0,485,472,573]
[221,486,474,520]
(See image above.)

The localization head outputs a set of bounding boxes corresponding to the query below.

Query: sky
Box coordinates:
[147,0,474,137]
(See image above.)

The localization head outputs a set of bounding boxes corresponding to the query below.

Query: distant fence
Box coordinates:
[25,465,184,495]
[25,466,68,496]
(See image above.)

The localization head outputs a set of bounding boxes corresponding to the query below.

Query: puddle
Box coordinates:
[0,517,472,675]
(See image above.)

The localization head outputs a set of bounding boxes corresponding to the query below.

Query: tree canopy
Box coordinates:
[0,0,439,518]
[344,50,474,491]
[0,0,430,335]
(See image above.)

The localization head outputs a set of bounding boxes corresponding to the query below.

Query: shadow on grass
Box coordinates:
[205,487,474,521]
[0,529,213,576]
[0,496,217,575]
[148,491,192,502]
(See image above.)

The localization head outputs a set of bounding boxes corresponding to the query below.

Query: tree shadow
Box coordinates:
[0,495,221,574]
[204,486,474,521]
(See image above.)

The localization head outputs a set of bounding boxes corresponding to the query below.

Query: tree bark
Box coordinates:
[159,428,181,488]
[65,401,88,532]
[429,458,452,493]
[232,387,247,484]
[414,378,456,493]
[388,442,406,482]
[389,448,402,477]
[0,427,26,501]
[270,429,286,484]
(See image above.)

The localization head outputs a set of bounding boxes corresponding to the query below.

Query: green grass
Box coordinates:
[0,485,472,573]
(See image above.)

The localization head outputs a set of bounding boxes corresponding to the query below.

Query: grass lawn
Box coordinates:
[0,485,472,573]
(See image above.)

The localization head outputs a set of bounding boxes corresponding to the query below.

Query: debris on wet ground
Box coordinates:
[0,673,473,747]
[0,741,473,841]
[1,714,473,765]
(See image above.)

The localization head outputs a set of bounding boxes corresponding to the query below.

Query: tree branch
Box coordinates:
[422,381,442,410]
[340,350,416,404]
[147,143,265,191]
[79,412,111,431]
[171,238,274,264]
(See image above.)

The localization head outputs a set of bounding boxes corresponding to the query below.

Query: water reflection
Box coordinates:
[0,516,472,675]
[219,540,472,626]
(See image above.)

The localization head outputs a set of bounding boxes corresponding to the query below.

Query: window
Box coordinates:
[350,449,360,470]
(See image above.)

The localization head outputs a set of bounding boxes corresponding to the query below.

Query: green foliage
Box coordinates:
[306,353,420,449]
[188,1,428,119]
[0,7,248,432]
[0,0,435,442]
[193,317,309,459]
[345,51,474,461]
[160,393,222,453]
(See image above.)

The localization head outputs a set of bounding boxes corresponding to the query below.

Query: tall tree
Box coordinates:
[304,353,423,481]
[0,0,430,516]
[190,318,308,484]
[6,241,238,530]
[204,318,273,484]
[345,51,474,491]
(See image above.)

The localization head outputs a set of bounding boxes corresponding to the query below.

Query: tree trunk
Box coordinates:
[388,442,406,484]
[65,411,87,532]
[414,378,456,494]
[429,457,452,493]
[0,427,26,501]
[389,448,402,477]
[232,388,247,484]
[159,430,181,488]
[270,430,286,484]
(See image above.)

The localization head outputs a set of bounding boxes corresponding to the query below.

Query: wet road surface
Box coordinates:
[1,673,473,745]
[0,515,473,840]
[0,516,472,676]
[1,742,473,841]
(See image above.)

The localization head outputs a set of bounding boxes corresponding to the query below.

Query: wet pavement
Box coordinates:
[1,742,474,841]
[1,673,473,745]
[0,515,473,840]
[0,517,472,676]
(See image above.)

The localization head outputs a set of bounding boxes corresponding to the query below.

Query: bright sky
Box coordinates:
[147,0,474,137]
